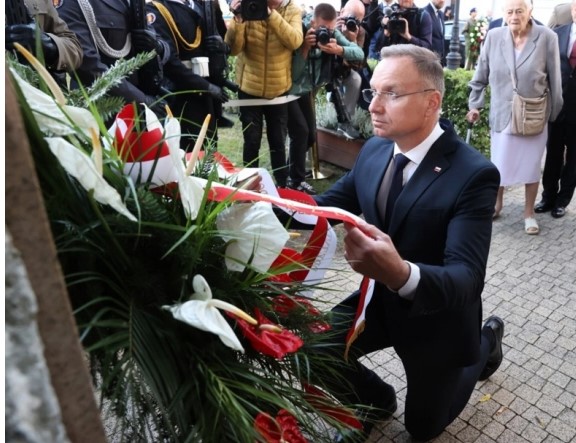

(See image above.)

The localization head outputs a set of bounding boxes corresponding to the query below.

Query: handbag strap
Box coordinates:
[510,69,548,98]
[510,68,518,93]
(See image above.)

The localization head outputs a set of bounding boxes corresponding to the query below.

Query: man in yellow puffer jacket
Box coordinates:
[225,0,303,187]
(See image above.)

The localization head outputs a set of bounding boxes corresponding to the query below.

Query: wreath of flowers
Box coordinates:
[468,17,489,60]
[8,45,365,442]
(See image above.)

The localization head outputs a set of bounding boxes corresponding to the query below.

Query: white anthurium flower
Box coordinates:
[10,68,98,138]
[144,103,164,134]
[45,137,137,221]
[163,275,258,352]
[163,110,205,220]
[216,202,290,273]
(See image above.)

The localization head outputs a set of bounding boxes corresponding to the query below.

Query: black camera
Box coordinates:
[240,0,268,21]
[315,26,333,45]
[383,4,418,35]
[343,15,360,32]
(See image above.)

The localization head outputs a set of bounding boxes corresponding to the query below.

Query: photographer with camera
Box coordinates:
[225,0,303,188]
[330,0,366,138]
[287,3,365,193]
[372,0,432,55]
[6,0,83,73]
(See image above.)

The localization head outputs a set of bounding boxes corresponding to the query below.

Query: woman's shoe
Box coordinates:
[524,217,539,235]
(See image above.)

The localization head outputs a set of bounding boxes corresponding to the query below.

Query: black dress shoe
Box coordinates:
[551,206,566,218]
[333,383,397,442]
[535,201,554,213]
[479,315,505,381]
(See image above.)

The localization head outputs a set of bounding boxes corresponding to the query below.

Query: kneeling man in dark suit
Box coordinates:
[311,45,505,442]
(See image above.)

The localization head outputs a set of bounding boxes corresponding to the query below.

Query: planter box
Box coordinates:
[316,127,364,170]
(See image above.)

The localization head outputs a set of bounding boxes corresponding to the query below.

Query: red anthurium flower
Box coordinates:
[254,409,308,443]
[229,308,303,359]
[113,104,169,163]
[268,248,305,283]
[272,295,331,334]
[302,383,362,430]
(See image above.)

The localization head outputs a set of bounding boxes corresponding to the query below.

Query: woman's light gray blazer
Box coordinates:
[468,23,564,133]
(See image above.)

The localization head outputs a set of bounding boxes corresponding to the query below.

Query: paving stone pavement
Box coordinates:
[316,184,576,443]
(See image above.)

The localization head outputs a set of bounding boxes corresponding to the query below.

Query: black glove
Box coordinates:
[204,35,230,55]
[206,83,229,104]
[6,23,59,65]
[131,29,164,58]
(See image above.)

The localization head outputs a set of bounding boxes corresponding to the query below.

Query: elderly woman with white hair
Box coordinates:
[466,0,563,235]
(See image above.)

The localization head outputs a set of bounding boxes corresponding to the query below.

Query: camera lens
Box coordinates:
[345,16,358,32]
[316,26,332,45]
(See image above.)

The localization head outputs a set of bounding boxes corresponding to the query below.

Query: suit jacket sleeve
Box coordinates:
[409,9,433,49]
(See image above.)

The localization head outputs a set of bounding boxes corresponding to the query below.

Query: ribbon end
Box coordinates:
[344,320,365,362]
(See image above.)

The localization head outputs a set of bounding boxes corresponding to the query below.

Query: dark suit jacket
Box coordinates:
[315,120,500,367]
[424,3,445,61]
[554,23,576,120]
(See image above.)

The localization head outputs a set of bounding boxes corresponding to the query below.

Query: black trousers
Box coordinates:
[239,91,289,187]
[170,93,217,152]
[541,116,576,207]
[287,93,316,185]
[321,291,492,441]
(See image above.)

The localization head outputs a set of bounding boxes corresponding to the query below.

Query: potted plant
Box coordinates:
[314,92,373,170]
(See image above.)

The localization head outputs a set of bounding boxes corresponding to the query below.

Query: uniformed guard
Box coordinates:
[56,0,170,113]
[5,0,83,72]
[145,0,231,151]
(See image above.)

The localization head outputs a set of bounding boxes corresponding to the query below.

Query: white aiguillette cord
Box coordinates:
[77,0,132,59]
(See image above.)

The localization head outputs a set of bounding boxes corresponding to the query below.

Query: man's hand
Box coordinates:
[6,23,59,65]
[343,220,410,290]
[131,29,164,58]
[337,16,359,43]
[398,18,412,41]
[318,39,343,56]
[302,27,317,52]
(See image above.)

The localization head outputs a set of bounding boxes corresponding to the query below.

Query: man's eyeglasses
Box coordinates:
[362,88,436,104]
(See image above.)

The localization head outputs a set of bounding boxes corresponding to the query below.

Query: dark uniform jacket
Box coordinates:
[56,0,168,106]
[146,0,222,148]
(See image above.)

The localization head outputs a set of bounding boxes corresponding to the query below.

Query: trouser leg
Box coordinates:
[541,121,564,204]
[264,102,289,187]
[239,92,264,168]
[287,98,309,185]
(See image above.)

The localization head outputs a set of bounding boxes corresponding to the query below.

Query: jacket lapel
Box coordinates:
[515,26,540,70]
[387,134,452,236]
[500,31,516,80]
[370,146,394,227]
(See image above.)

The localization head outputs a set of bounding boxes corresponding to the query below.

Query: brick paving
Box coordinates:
[316,184,576,443]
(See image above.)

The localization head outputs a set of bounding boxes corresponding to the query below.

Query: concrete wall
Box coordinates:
[5,231,70,443]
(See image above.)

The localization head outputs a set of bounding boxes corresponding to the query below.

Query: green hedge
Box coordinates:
[443,68,491,158]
